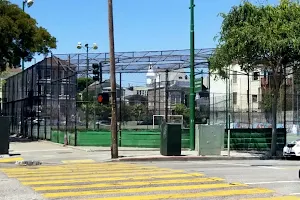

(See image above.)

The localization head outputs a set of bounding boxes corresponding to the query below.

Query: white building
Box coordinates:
[208,64,263,112]
[146,64,189,87]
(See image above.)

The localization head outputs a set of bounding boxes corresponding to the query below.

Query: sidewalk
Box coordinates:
[56,142,269,161]
[2,139,278,164]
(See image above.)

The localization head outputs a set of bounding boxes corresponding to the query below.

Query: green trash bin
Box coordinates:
[0,116,10,154]
[160,123,182,156]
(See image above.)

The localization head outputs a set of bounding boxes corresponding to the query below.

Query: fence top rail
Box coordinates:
[52,48,214,73]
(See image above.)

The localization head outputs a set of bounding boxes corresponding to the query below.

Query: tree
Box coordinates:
[77,78,94,93]
[0,1,56,70]
[209,0,300,156]
[132,104,147,122]
[174,104,190,126]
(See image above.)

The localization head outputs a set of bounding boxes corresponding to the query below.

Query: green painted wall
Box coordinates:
[50,128,190,148]
[50,128,286,151]
[51,131,75,146]
[224,128,286,151]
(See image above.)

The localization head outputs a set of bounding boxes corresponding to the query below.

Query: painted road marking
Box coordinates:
[17,170,187,181]
[259,166,283,170]
[0,157,23,163]
[245,181,300,185]
[32,177,224,191]
[85,188,274,200]
[61,159,96,163]
[43,182,247,198]
[243,196,300,200]
[5,168,178,177]
[0,163,160,172]
[21,173,205,186]
[2,163,299,200]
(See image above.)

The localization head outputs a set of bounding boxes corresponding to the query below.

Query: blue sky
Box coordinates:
[10,0,279,86]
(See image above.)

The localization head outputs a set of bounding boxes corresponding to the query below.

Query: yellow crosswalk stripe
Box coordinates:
[2,162,295,200]
[32,177,224,191]
[17,170,187,181]
[85,188,274,200]
[61,159,96,163]
[1,164,160,173]
[43,182,247,198]
[0,157,23,163]
[243,196,300,200]
[5,168,177,177]
[1,163,152,169]
[21,173,204,186]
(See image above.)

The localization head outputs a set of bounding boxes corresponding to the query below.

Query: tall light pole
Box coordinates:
[108,0,118,159]
[22,0,34,71]
[189,0,196,150]
[20,0,34,137]
[77,42,98,130]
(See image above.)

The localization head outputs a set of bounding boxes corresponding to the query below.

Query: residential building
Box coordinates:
[2,56,76,137]
[146,64,190,115]
[124,86,149,105]
[207,64,294,126]
[0,68,22,112]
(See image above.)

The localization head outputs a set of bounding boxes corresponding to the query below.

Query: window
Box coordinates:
[233,92,237,105]
[252,95,258,103]
[253,72,260,81]
[171,95,176,105]
[45,69,51,79]
[233,71,237,83]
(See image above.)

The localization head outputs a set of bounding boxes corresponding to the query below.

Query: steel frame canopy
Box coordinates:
[53,48,214,73]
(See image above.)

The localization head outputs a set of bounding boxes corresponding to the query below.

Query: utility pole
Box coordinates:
[108,0,118,159]
[189,0,195,150]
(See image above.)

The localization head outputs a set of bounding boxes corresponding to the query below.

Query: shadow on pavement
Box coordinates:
[9,136,33,143]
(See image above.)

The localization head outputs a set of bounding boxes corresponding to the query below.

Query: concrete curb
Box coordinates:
[110,155,285,162]
[0,154,10,159]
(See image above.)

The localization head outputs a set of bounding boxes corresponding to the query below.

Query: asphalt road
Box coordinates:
[1,160,300,200]
[148,160,300,197]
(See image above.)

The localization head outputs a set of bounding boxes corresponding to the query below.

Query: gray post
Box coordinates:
[119,72,122,146]
[165,70,169,123]
[154,80,157,115]
[297,91,299,136]
[227,114,231,157]
[159,74,161,115]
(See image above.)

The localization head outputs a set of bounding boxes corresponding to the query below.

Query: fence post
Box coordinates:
[119,72,122,147]
[227,114,231,157]
[165,70,169,123]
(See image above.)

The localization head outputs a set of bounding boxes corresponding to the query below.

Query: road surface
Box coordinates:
[0,159,299,200]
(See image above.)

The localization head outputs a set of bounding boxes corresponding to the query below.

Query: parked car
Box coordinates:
[283,139,300,157]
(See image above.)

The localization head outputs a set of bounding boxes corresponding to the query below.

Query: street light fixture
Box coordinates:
[23,0,34,11]
[77,42,98,50]
[77,42,99,130]
[21,0,34,72]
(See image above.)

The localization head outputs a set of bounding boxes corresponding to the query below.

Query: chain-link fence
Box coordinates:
[2,57,53,139]
[2,49,212,140]
[208,68,295,133]
[4,49,298,141]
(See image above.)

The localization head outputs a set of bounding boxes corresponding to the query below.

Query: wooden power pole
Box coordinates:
[108,0,118,159]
